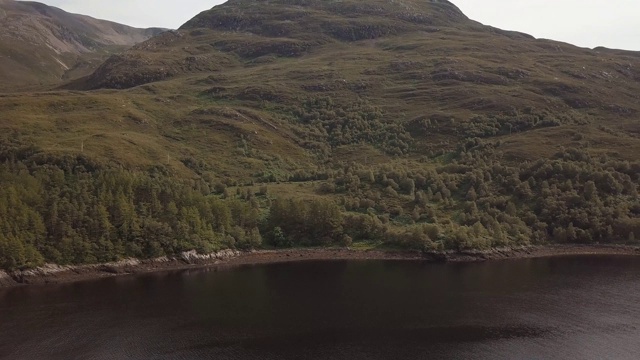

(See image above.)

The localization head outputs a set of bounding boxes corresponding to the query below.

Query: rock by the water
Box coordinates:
[180,249,240,263]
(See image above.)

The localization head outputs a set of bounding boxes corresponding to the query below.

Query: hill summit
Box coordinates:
[68,0,537,90]
[181,0,469,38]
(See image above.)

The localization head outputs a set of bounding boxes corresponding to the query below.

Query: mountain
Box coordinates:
[70,0,474,89]
[0,0,638,269]
[0,0,165,91]
[65,0,640,164]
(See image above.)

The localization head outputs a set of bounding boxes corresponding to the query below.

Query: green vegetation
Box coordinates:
[0,0,639,270]
[0,1,163,92]
[0,143,262,270]
[1,138,637,270]
[279,96,412,157]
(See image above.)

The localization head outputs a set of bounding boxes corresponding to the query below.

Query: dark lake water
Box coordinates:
[1,256,640,359]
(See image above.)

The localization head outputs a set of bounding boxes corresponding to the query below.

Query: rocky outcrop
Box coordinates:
[0,271,17,287]
[4,250,243,286]
[180,249,241,264]
[15,259,143,278]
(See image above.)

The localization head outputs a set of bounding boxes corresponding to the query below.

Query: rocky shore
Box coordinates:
[1,245,639,288]
[1,249,241,287]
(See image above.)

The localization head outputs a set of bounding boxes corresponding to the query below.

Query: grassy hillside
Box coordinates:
[0,0,638,269]
[0,0,164,91]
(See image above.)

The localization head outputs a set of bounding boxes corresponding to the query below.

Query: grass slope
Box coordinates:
[0,0,638,269]
[0,0,164,91]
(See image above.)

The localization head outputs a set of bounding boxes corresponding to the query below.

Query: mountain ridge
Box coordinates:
[0,0,165,90]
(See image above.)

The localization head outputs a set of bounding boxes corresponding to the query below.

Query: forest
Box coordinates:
[1,135,638,271]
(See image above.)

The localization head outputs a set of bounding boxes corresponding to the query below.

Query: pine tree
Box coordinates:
[584,181,598,201]
[466,187,477,201]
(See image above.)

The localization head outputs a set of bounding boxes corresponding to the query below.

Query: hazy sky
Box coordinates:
[37,0,640,51]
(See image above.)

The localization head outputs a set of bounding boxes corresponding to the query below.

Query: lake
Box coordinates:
[1,256,640,359]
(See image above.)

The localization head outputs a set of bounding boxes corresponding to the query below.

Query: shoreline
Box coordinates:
[1,244,639,288]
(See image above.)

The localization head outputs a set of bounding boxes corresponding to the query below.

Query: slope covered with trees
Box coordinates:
[0,0,639,270]
[1,136,638,271]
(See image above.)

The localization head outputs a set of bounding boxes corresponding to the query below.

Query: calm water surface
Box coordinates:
[1,256,640,359]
